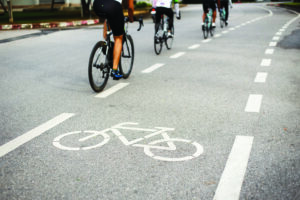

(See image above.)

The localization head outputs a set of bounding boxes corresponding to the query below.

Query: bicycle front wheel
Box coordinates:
[203,25,209,39]
[154,24,163,55]
[165,26,174,50]
[88,41,109,93]
[119,34,134,79]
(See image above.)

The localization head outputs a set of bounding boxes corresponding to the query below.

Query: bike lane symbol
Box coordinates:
[53,122,204,162]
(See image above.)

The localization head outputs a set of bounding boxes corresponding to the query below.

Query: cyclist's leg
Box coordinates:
[165,8,174,32]
[155,7,163,34]
[104,0,124,76]
[225,2,229,22]
[211,3,217,24]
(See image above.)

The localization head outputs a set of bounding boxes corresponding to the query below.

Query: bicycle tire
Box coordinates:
[165,26,174,50]
[119,34,134,79]
[203,24,209,39]
[88,41,110,93]
[210,26,215,37]
[154,23,163,55]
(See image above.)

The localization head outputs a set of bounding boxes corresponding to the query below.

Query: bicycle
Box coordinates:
[202,8,215,39]
[154,14,174,55]
[53,122,204,162]
[88,17,143,93]
[219,8,226,28]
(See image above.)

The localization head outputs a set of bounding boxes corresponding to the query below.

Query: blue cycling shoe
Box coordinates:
[111,69,123,80]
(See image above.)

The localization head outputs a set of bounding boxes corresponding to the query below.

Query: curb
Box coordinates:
[0,19,100,30]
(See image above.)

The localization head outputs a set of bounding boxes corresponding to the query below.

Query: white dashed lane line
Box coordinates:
[272,36,280,41]
[245,94,263,113]
[188,44,200,49]
[265,49,274,55]
[95,83,129,98]
[254,72,268,83]
[170,52,186,58]
[260,59,272,67]
[269,41,277,47]
[0,113,75,158]
[142,63,165,73]
[213,135,254,200]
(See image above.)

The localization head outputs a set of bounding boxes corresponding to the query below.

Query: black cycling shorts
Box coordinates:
[203,2,216,13]
[93,0,124,36]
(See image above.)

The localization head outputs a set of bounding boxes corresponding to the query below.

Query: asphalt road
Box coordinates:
[0,3,300,200]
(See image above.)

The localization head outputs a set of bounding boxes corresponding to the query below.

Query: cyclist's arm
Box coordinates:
[128,0,134,22]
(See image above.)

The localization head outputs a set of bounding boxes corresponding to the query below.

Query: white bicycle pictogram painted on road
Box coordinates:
[53,122,204,162]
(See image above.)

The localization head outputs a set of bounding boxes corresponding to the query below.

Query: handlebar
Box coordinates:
[124,16,144,31]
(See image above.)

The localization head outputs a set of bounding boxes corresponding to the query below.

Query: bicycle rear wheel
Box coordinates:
[210,25,215,37]
[88,41,109,93]
[165,26,174,50]
[119,34,134,79]
[203,24,209,39]
[154,24,163,55]
[220,17,225,28]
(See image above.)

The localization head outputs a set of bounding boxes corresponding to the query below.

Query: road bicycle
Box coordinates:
[154,14,174,55]
[202,8,215,39]
[88,17,143,93]
[53,122,203,162]
[219,8,226,28]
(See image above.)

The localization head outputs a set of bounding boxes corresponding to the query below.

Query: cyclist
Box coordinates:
[93,0,134,79]
[152,0,180,39]
[220,0,232,26]
[202,0,220,30]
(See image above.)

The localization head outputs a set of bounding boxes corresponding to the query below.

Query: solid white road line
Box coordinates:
[245,94,263,113]
[261,59,271,66]
[95,83,129,98]
[254,72,268,83]
[265,49,274,55]
[142,63,165,73]
[269,41,277,47]
[170,52,186,59]
[188,44,200,49]
[213,135,254,200]
[0,113,75,158]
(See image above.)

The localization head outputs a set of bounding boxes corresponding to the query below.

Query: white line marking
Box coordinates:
[236,25,241,28]
[269,42,277,47]
[0,113,75,158]
[222,30,229,34]
[261,59,271,67]
[95,83,129,98]
[213,135,254,200]
[142,63,165,73]
[229,28,235,31]
[170,52,185,59]
[245,94,263,113]
[272,36,280,41]
[279,28,285,32]
[188,44,200,49]
[254,72,268,83]
[265,49,274,55]
[276,32,282,36]
[202,39,212,43]
[215,34,221,38]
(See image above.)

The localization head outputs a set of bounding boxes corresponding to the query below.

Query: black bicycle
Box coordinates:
[202,8,215,39]
[88,17,143,93]
[154,14,174,55]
